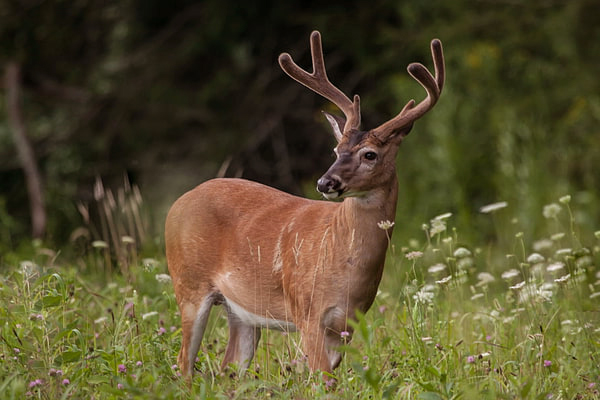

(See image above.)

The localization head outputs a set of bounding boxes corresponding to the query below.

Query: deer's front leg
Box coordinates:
[301,306,348,373]
[301,327,331,373]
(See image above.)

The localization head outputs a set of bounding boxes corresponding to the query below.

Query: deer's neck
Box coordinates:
[323,177,398,312]
[334,176,398,266]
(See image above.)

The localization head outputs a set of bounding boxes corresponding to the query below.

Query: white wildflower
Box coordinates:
[436,275,452,285]
[540,282,555,291]
[142,258,159,272]
[509,281,526,290]
[121,236,135,244]
[119,285,132,294]
[547,262,565,273]
[94,316,108,324]
[570,327,583,335]
[405,251,423,260]
[142,311,159,320]
[19,261,39,278]
[559,195,571,204]
[453,247,472,258]
[543,203,562,219]
[155,274,172,284]
[551,233,565,241]
[555,248,572,256]
[434,212,453,220]
[533,239,553,252]
[526,253,545,264]
[457,257,474,270]
[501,269,520,280]
[429,219,446,236]
[413,287,435,305]
[575,255,593,268]
[377,220,395,230]
[554,274,571,283]
[516,282,538,303]
[92,240,108,249]
[572,268,586,284]
[455,270,468,285]
[530,262,544,278]
[476,272,495,286]
[470,293,484,300]
[428,263,447,274]
[537,283,555,302]
[479,201,508,214]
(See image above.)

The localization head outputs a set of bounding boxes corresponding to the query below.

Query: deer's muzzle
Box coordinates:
[317,174,344,199]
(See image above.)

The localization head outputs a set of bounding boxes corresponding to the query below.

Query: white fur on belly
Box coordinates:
[223,296,297,332]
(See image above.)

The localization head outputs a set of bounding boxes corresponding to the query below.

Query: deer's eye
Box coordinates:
[363,151,377,161]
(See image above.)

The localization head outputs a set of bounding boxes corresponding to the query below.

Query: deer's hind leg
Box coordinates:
[177,293,215,377]
[221,306,261,374]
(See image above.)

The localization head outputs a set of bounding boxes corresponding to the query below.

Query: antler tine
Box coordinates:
[279,31,361,133]
[374,39,445,140]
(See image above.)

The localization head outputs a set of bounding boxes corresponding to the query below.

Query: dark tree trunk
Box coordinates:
[5,62,46,239]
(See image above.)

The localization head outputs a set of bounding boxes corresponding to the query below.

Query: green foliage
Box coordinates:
[1,194,599,398]
[1,0,600,246]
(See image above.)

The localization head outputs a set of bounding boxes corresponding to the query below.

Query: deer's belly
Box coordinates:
[222,295,297,332]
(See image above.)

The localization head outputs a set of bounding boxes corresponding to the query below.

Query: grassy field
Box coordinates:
[1,196,599,399]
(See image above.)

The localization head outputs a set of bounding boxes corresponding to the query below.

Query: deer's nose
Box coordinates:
[317,175,341,193]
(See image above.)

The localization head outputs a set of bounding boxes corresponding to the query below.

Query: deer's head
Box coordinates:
[279,31,444,200]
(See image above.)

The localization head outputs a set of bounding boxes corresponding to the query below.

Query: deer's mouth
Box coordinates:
[321,190,344,200]
[321,187,369,200]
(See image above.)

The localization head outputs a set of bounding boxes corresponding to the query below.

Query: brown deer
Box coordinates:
[165,31,444,378]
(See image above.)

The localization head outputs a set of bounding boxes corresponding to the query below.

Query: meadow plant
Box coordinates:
[74,175,149,280]
[0,195,599,399]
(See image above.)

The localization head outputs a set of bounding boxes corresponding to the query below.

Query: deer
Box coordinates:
[165,30,444,379]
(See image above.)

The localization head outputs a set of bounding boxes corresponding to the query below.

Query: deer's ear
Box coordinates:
[323,111,345,142]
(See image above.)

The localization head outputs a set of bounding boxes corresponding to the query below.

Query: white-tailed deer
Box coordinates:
[166,31,444,378]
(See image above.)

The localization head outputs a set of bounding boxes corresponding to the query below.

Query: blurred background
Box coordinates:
[1,0,599,254]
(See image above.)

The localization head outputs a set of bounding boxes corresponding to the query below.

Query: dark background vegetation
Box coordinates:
[1,0,599,253]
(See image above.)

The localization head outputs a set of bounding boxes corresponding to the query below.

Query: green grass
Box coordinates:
[1,196,599,399]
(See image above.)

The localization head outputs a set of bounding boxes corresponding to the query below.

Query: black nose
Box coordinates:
[317,176,341,193]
